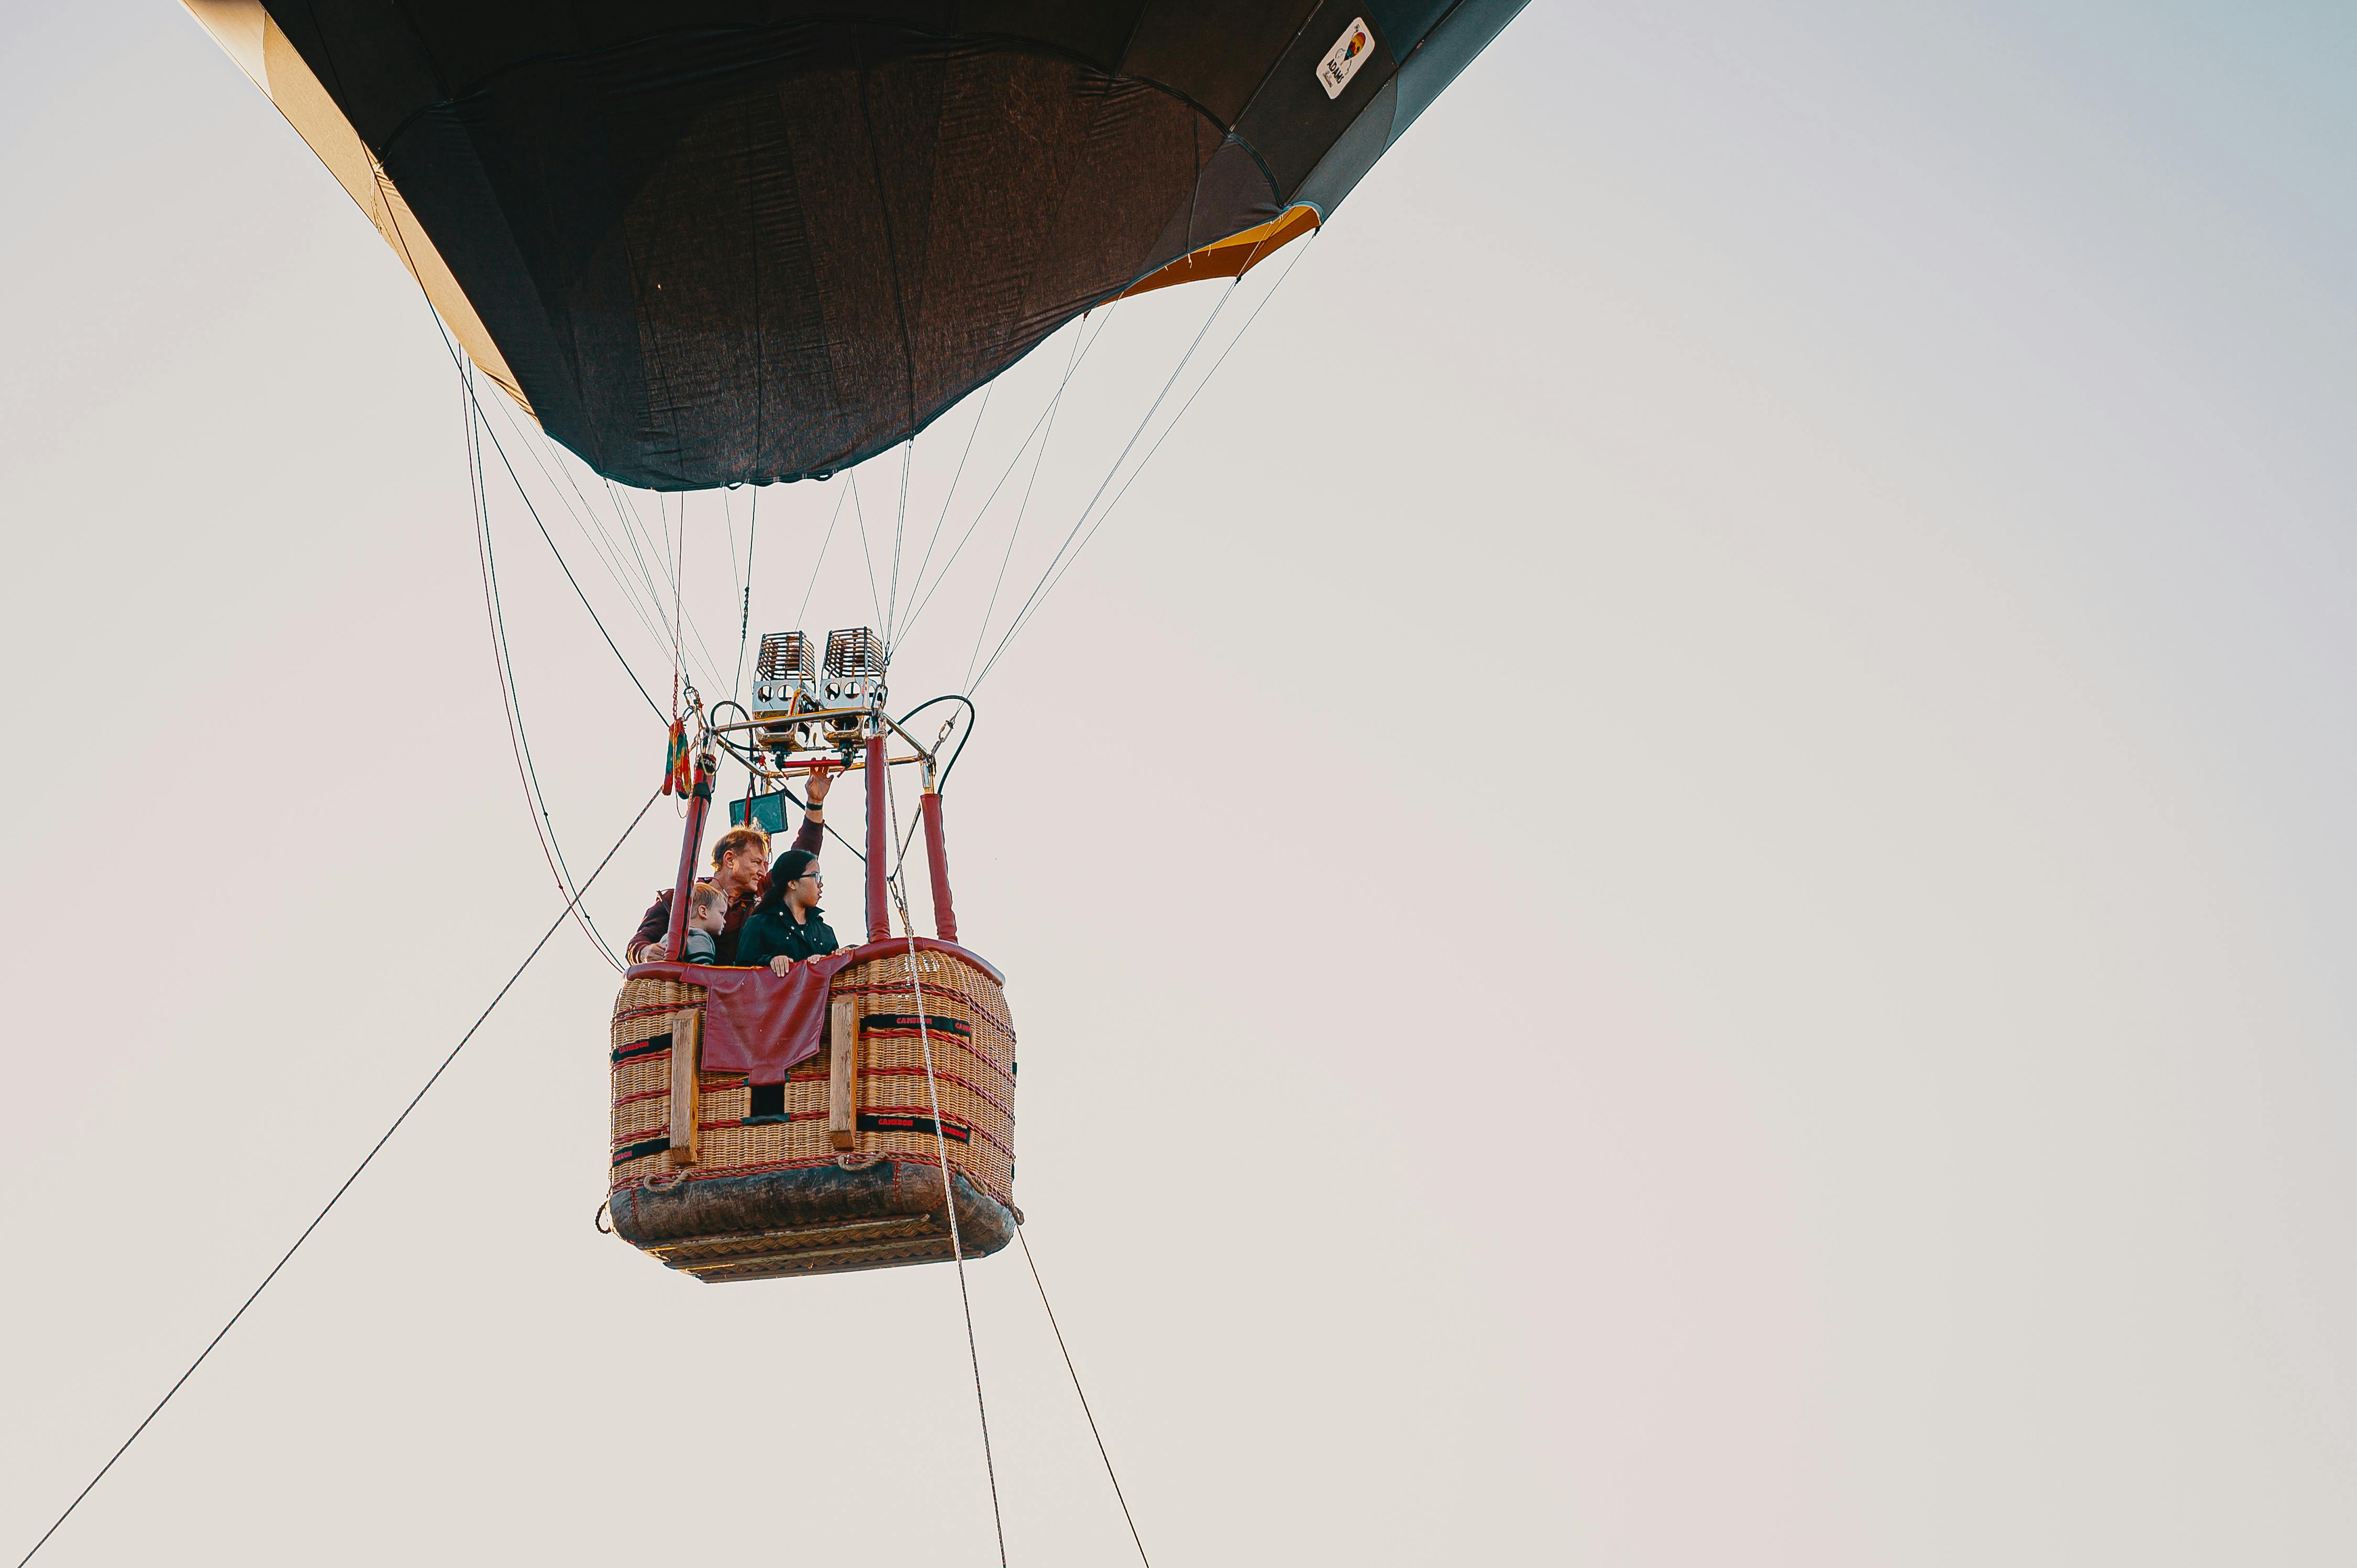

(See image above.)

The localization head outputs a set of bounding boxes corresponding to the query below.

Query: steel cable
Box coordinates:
[883,781,1008,1568]
[13,790,664,1567]
[971,232,1318,694]
[1017,1226,1154,1568]
[467,378,625,970]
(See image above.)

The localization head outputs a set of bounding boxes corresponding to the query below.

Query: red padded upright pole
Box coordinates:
[864,731,890,942]
[920,788,958,943]
[662,748,715,961]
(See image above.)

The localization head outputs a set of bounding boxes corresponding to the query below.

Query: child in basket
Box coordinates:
[682,882,728,965]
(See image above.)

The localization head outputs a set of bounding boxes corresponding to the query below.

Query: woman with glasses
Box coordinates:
[733,849,841,975]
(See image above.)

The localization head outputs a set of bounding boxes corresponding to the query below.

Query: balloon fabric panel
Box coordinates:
[239,2,1526,490]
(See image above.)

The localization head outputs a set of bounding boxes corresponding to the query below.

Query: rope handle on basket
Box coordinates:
[641,1169,687,1192]
[594,1199,613,1234]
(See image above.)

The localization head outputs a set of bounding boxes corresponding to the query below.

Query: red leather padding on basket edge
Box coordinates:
[626,938,1002,1084]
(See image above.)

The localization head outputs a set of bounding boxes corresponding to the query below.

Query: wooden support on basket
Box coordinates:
[669,1008,702,1165]
[828,997,858,1150]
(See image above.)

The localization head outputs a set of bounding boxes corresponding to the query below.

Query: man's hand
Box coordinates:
[627,941,662,964]
[805,763,836,808]
[769,955,796,976]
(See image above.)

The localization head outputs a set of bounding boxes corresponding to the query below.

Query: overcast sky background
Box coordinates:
[4,3,2355,1563]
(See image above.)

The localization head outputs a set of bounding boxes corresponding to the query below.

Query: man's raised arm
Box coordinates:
[794,763,836,854]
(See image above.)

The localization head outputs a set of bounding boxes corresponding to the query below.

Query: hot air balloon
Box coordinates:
[183,0,1528,1281]
[182,1,1526,486]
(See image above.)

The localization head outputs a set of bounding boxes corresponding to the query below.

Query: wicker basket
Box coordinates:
[605,945,1016,1282]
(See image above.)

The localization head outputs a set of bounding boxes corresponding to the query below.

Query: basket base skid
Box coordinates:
[610,1156,1013,1284]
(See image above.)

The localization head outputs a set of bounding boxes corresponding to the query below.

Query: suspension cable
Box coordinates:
[732,490,759,705]
[14,789,664,1568]
[964,323,1086,690]
[602,472,729,694]
[1017,1226,1154,1568]
[380,211,667,722]
[885,439,912,648]
[898,383,994,631]
[871,805,1152,1568]
[884,779,1008,1568]
[670,493,685,721]
[892,305,1121,652]
[971,233,1318,694]
[723,488,744,628]
[798,481,849,632]
[484,386,679,666]
[850,466,888,635]
[466,376,624,970]
[963,281,1241,695]
[868,724,1140,1568]
[468,374,668,721]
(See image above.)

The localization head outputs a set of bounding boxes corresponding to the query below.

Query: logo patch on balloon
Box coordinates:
[1319,18,1375,99]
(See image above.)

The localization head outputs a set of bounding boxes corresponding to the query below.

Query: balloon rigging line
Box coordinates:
[638,482,733,697]
[453,363,665,721]
[435,354,669,722]
[384,184,671,723]
[490,392,681,668]
[732,490,758,705]
[882,782,1009,1568]
[667,494,700,664]
[966,273,1247,693]
[671,496,686,719]
[487,392,706,696]
[610,483,676,629]
[601,473,693,651]
[12,789,665,1568]
[884,440,912,649]
[867,755,1122,1568]
[966,320,1087,690]
[468,381,625,970]
[849,465,889,636]
[896,382,995,639]
[891,304,1121,652]
[1017,1226,1154,1568]
[494,388,727,706]
[798,480,850,632]
[722,490,744,636]
[891,307,1118,652]
[973,231,1318,694]
[597,472,730,697]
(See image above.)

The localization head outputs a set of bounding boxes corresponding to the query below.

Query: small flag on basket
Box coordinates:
[662,718,692,796]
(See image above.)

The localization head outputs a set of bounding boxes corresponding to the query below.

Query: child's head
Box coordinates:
[687,882,728,935]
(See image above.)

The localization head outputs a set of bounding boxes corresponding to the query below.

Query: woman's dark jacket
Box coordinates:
[735,903,842,968]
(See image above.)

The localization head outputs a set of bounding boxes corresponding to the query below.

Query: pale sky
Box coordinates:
[4,4,2355,1564]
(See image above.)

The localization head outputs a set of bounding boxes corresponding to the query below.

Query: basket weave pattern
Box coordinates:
[607,947,1015,1206]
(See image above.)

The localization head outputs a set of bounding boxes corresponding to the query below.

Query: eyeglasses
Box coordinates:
[795,870,823,884]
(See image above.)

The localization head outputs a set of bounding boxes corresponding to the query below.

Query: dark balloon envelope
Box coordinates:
[187,1,1527,489]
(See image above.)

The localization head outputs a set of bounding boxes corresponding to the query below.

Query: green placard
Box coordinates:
[727,792,791,836]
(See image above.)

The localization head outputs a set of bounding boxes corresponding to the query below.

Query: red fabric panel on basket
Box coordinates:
[690,957,856,1082]
[621,938,1009,1084]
